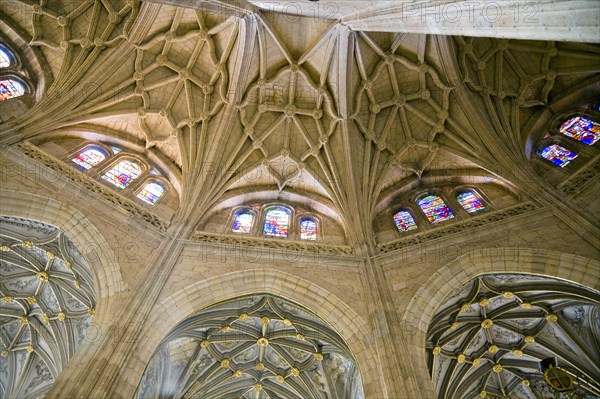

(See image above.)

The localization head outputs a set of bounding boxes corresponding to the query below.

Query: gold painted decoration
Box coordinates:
[492,364,503,373]
[238,313,249,321]
[257,338,269,347]
[488,345,498,354]
[234,370,243,378]
[220,359,230,368]
[27,296,37,304]
[276,375,285,383]
[57,312,66,321]
[36,272,49,281]
[520,302,532,309]
[479,298,489,306]
[314,352,324,361]
[524,336,535,344]
[256,362,265,371]
[291,367,300,376]
[2,296,14,303]
[546,314,558,322]
[457,354,466,363]
[432,346,441,355]
[481,319,493,329]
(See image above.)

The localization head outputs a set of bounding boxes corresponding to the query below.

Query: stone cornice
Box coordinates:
[378,202,540,254]
[14,142,170,231]
[191,231,355,256]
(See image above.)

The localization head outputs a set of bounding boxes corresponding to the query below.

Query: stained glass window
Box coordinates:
[0,79,25,101]
[0,49,10,68]
[136,182,165,205]
[559,116,599,145]
[393,210,417,232]
[539,144,577,168]
[101,160,143,188]
[72,148,106,170]
[232,210,254,234]
[263,207,290,238]
[418,195,454,224]
[300,219,317,240]
[456,191,486,214]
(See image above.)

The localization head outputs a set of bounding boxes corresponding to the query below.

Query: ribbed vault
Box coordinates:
[136,295,364,399]
[427,274,600,399]
[0,216,96,398]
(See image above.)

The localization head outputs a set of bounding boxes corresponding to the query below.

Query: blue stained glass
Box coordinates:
[263,208,290,238]
[300,219,317,240]
[560,116,599,145]
[0,49,10,68]
[101,160,143,188]
[539,144,577,168]
[232,211,254,234]
[136,182,165,205]
[418,195,454,224]
[393,210,417,232]
[0,79,25,101]
[456,192,486,214]
[72,148,106,169]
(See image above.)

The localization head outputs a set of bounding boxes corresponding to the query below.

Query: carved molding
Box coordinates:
[16,142,170,231]
[378,202,540,253]
[559,156,600,196]
[192,231,354,256]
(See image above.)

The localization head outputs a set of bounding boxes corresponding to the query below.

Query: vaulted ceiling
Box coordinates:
[427,274,600,399]
[1,0,598,244]
[136,295,364,399]
[0,217,96,399]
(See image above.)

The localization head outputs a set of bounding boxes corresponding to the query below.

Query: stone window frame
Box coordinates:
[67,141,172,207]
[535,109,599,171]
[0,42,33,100]
[296,213,321,241]
[452,187,492,216]
[228,206,259,235]
[260,203,296,239]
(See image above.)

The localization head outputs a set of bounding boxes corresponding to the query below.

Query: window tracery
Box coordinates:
[0,79,25,101]
[0,45,29,102]
[456,190,486,214]
[101,159,143,188]
[72,147,107,170]
[539,143,578,168]
[418,195,454,224]
[69,143,170,206]
[136,182,166,205]
[393,210,418,232]
[232,209,255,234]
[299,218,318,240]
[0,48,9,68]
[263,207,291,238]
[559,116,599,145]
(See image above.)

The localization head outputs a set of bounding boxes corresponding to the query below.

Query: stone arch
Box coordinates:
[401,247,600,398]
[0,189,125,316]
[135,268,384,398]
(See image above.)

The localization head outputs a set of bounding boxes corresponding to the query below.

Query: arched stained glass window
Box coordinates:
[0,79,25,101]
[136,182,165,205]
[539,144,577,168]
[101,159,143,188]
[456,191,486,214]
[72,148,106,170]
[559,116,599,145]
[232,210,254,234]
[263,207,290,238]
[393,210,417,232]
[418,195,454,224]
[0,49,10,68]
[299,219,317,240]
